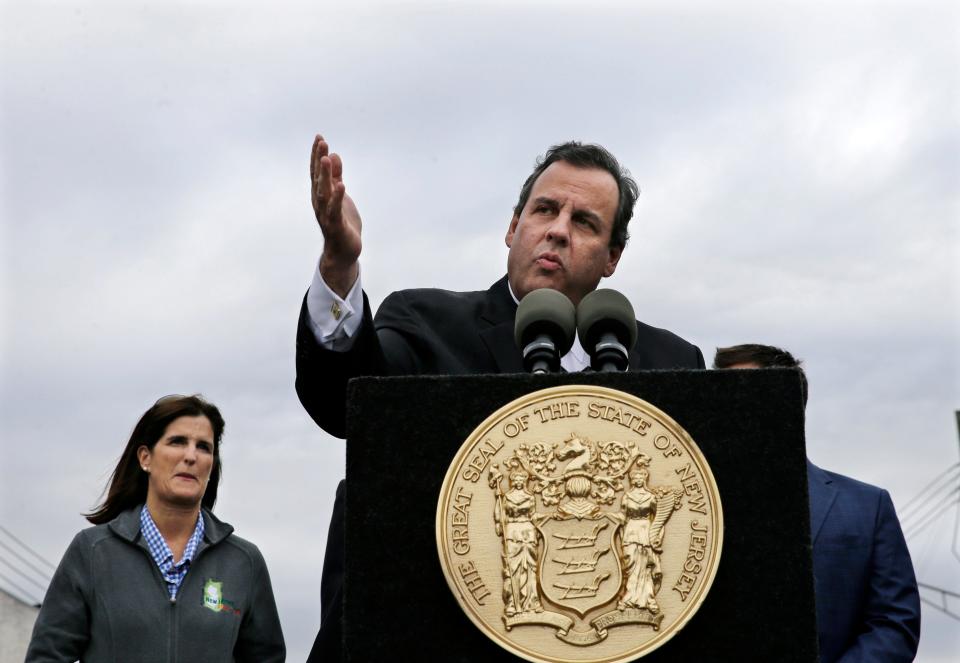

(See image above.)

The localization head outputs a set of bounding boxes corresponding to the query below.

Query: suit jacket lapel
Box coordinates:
[807,460,837,545]
[478,276,524,373]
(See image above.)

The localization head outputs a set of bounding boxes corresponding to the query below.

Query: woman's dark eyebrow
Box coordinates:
[165,434,213,446]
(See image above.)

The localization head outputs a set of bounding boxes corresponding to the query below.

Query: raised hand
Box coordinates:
[311,134,362,298]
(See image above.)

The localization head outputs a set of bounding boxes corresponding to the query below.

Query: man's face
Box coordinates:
[505,161,622,306]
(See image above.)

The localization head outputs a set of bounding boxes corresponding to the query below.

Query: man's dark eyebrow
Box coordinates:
[532,196,602,223]
[531,196,559,209]
[572,209,602,225]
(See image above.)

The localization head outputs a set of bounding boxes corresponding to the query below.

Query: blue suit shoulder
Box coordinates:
[807,461,920,663]
[811,463,889,499]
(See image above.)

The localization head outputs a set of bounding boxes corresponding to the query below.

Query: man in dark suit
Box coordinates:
[713,344,921,663]
[299,135,705,660]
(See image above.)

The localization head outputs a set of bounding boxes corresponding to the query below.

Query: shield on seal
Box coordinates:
[537,514,622,617]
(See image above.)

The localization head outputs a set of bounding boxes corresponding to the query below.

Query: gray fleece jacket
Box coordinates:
[25,506,285,663]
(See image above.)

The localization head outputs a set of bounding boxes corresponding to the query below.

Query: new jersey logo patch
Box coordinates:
[203,579,223,612]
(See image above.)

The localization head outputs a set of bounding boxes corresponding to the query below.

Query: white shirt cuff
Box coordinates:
[306,263,364,351]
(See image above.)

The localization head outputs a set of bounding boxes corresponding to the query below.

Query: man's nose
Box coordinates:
[184,443,198,462]
[545,212,571,245]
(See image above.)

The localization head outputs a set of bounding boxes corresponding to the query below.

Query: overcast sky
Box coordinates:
[2,1,958,660]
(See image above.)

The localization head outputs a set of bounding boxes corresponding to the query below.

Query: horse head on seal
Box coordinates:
[555,434,592,472]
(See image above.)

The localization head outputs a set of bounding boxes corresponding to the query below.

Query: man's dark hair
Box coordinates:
[713,343,808,406]
[513,141,639,249]
[85,394,226,525]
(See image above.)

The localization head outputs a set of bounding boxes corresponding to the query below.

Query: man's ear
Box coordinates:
[505,215,519,248]
[603,245,623,278]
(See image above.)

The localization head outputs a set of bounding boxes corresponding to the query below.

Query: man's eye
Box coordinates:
[197,443,213,453]
[535,205,551,214]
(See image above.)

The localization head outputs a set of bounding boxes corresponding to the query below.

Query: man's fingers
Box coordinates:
[330,153,343,182]
[312,135,328,182]
[329,181,346,217]
[319,155,334,198]
[308,136,354,242]
[312,154,333,218]
[317,151,345,214]
[310,134,330,179]
[311,137,330,183]
[313,156,348,231]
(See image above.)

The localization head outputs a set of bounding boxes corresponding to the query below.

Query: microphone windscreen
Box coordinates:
[514,288,577,355]
[576,289,638,350]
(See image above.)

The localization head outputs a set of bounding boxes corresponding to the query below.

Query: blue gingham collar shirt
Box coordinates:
[140,506,205,600]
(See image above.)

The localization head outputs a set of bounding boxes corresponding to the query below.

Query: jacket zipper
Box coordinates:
[167,543,212,663]
[169,595,177,663]
[168,540,214,663]
[135,529,216,663]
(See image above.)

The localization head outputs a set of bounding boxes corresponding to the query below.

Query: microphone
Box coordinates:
[577,289,638,372]
[514,289,576,374]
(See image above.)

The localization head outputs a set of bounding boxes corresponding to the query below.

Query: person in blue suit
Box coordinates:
[714,344,921,663]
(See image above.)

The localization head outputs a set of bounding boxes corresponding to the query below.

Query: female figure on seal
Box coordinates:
[495,469,543,616]
[619,457,666,614]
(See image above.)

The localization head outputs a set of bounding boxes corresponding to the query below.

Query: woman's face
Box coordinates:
[630,468,649,486]
[511,474,527,490]
[138,415,215,509]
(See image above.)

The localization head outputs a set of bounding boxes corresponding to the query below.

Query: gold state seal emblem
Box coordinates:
[436,385,723,663]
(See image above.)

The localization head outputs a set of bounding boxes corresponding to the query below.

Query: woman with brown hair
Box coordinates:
[26,395,285,662]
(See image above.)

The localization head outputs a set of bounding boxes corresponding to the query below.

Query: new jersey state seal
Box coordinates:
[436,385,723,663]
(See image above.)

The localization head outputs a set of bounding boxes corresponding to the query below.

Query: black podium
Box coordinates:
[342,369,819,662]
